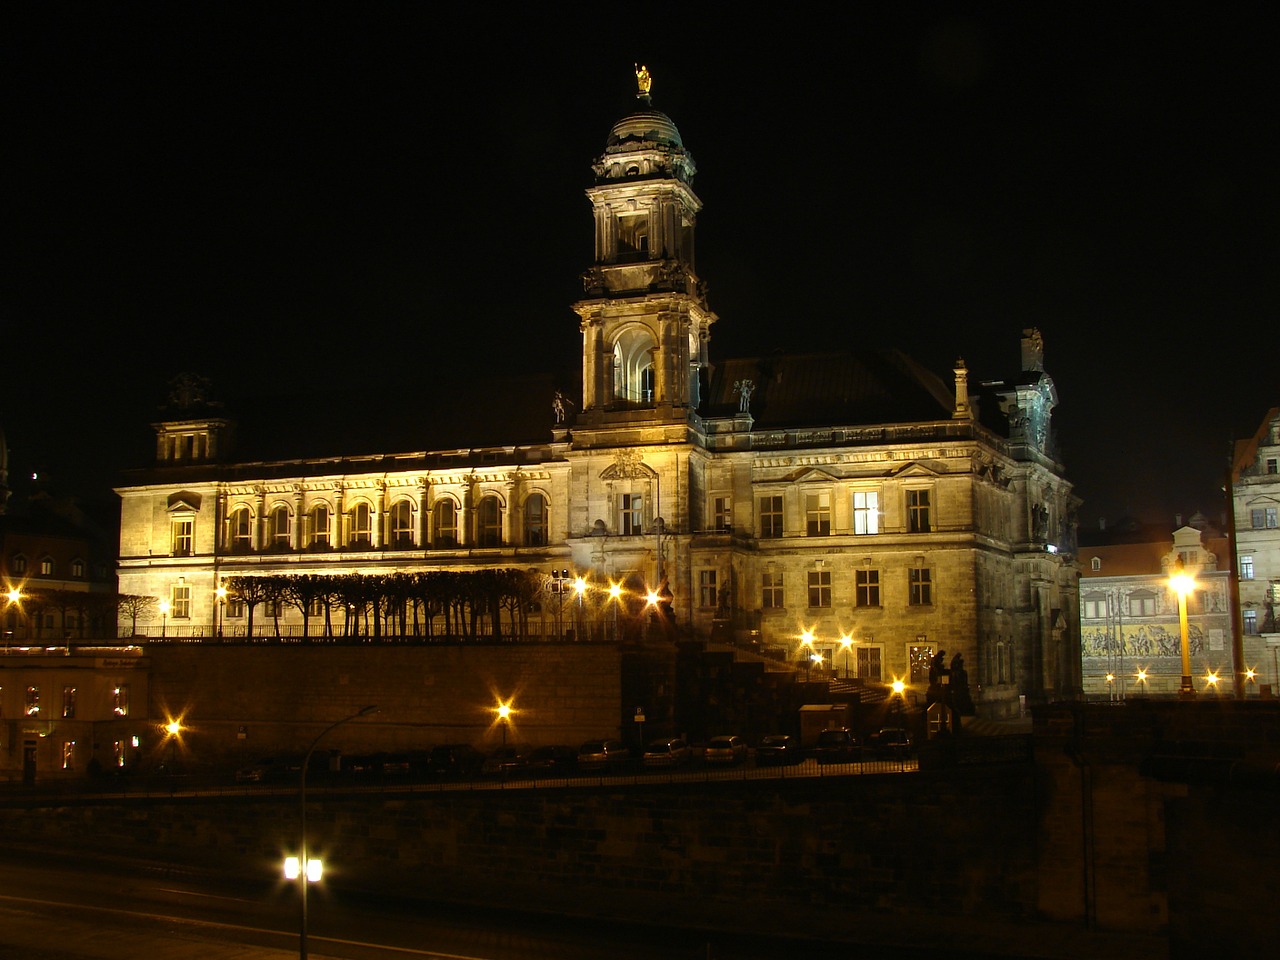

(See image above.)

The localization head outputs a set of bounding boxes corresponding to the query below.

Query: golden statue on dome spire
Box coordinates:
[635,63,652,97]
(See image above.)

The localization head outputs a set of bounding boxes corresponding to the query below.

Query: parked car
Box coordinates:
[577,739,631,770]
[481,745,529,777]
[525,744,578,774]
[703,735,748,765]
[868,726,913,759]
[642,737,692,767]
[755,734,802,766]
[813,727,862,764]
[235,755,303,783]
[425,744,485,778]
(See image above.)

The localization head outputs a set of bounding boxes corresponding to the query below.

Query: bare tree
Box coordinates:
[117,594,157,637]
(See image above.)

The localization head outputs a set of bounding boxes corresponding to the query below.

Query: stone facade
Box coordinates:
[1230,407,1280,693]
[114,73,1080,719]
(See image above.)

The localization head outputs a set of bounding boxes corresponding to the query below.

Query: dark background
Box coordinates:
[5,5,1276,529]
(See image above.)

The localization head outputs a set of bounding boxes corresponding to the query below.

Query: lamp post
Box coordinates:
[549,569,570,640]
[573,576,588,641]
[159,600,170,639]
[839,634,853,680]
[4,588,21,644]
[1136,668,1148,697]
[291,704,378,960]
[1170,569,1195,698]
[608,582,622,641]
[496,703,511,746]
[215,584,227,639]
[163,718,182,771]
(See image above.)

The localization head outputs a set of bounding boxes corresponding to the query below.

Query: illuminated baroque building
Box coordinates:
[1230,407,1280,693]
[1078,519,1234,698]
[114,71,1080,720]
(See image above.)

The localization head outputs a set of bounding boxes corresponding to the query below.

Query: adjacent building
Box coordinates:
[114,71,1080,720]
[1231,407,1280,693]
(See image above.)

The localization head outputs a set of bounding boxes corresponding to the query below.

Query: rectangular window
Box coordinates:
[805,492,831,536]
[856,646,882,681]
[621,494,643,536]
[171,517,194,557]
[909,643,933,683]
[40,558,54,576]
[25,685,39,716]
[855,569,880,607]
[853,491,879,535]
[761,571,784,609]
[1251,507,1279,529]
[758,496,784,538]
[1268,459,1279,475]
[113,740,126,768]
[909,567,933,605]
[907,489,932,533]
[807,570,831,608]
[1083,599,1105,619]
[1244,609,1258,635]
[226,598,245,619]
[1241,555,1255,580]
[171,585,192,619]
[62,741,76,771]
[62,686,76,719]
[1130,595,1155,616]
[712,496,732,532]
[113,685,129,717]
[699,570,718,608]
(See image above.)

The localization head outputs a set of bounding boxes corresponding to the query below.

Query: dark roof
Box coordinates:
[705,350,954,428]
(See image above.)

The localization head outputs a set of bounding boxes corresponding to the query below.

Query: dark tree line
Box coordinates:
[224,569,544,642]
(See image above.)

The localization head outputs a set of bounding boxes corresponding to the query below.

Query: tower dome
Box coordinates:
[594,65,696,185]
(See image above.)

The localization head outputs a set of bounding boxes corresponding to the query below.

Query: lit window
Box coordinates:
[909,567,932,606]
[229,506,253,552]
[171,517,194,557]
[71,558,85,578]
[761,571,783,609]
[113,685,129,717]
[807,570,831,608]
[476,496,503,547]
[1091,557,1101,572]
[907,489,932,533]
[40,557,54,576]
[699,570,718,608]
[171,584,191,619]
[433,500,458,547]
[62,686,76,718]
[853,491,879,535]
[389,500,415,548]
[348,503,372,546]
[1241,555,1254,580]
[855,569,880,607]
[113,740,126,768]
[805,493,831,537]
[11,555,27,575]
[758,496,783,539]
[308,505,331,547]
[1129,592,1156,616]
[1082,597,1106,619]
[523,494,548,546]
[620,494,643,536]
[712,496,731,533]
[269,505,291,549]
[25,685,39,716]
[909,643,933,683]
[62,741,76,770]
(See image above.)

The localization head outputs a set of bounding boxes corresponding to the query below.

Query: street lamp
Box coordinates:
[1135,668,1148,696]
[290,704,378,960]
[215,583,227,638]
[607,581,622,641]
[838,634,853,680]
[548,569,570,640]
[159,600,170,639]
[1204,670,1220,694]
[162,718,182,771]
[1169,568,1195,698]
[1105,673,1115,701]
[496,702,512,745]
[573,577,588,641]
[3,588,21,643]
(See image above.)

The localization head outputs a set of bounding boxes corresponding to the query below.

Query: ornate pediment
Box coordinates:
[600,449,658,481]
[166,491,202,513]
[890,461,942,479]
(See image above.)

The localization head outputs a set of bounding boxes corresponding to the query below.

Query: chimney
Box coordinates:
[952,358,972,420]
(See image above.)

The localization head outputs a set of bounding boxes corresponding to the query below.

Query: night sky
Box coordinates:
[5,6,1276,531]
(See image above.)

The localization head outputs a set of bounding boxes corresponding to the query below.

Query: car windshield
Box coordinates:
[580,742,604,753]
[708,739,731,748]
[646,741,671,752]
[762,737,787,747]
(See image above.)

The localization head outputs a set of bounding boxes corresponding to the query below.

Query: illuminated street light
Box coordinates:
[496,702,512,746]
[838,633,853,680]
[1105,673,1115,701]
[159,600,170,639]
[161,718,183,771]
[1169,569,1195,698]
[1135,668,1148,696]
[215,583,227,638]
[291,704,378,960]
[1204,670,1220,694]
[607,581,622,641]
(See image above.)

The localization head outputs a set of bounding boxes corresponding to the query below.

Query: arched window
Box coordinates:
[612,327,657,405]
[523,493,548,546]
[228,506,253,553]
[308,505,331,548]
[347,502,372,547]
[389,500,415,548]
[476,496,503,547]
[433,500,458,548]
[269,505,291,550]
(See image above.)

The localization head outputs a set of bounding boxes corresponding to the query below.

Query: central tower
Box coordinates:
[573,66,717,444]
